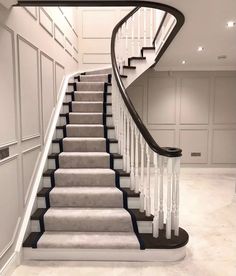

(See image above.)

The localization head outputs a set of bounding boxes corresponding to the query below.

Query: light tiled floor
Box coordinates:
[12,169,236,276]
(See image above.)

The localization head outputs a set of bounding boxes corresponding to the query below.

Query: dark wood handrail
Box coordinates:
[110,3,184,158]
[152,12,168,46]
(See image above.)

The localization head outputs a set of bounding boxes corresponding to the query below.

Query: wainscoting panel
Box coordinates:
[39,8,53,37]
[55,62,65,98]
[54,24,65,48]
[0,156,19,258]
[17,36,40,141]
[0,26,17,147]
[180,77,210,124]
[214,77,236,124]
[147,77,176,124]
[22,146,41,204]
[40,52,55,140]
[82,10,116,38]
[180,129,208,164]
[212,129,236,164]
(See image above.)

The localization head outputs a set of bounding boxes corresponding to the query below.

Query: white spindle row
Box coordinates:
[113,7,181,240]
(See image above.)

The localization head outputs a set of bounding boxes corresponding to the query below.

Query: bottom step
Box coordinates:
[23,246,187,262]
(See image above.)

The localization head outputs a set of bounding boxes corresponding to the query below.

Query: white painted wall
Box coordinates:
[0,5,79,271]
[77,7,133,70]
[127,69,236,167]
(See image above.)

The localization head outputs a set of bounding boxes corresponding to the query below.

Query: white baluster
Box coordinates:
[130,121,135,190]
[120,107,124,156]
[145,144,151,216]
[125,21,129,63]
[131,15,135,56]
[150,8,154,44]
[153,152,159,238]
[159,156,164,229]
[174,157,180,236]
[123,111,127,171]
[137,9,141,54]
[171,158,176,230]
[166,157,173,239]
[143,8,147,47]
[134,127,139,193]
[126,116,130,172]
[140,137,145,212]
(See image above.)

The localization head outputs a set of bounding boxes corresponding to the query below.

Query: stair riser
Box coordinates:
[76,83,105,91]
[74,93,111,103]
[72,103,104,113]
[31,218,152,234]
[52,141,118,154]
[80,75,109,83]
[55,128,115,139]
[63,140,106,152]
[42,175,130,188]
[62,104,112,114]
[37,195,138,209]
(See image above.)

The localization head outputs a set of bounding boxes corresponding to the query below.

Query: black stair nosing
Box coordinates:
[129,209,153,221]
[59,113,68,118]
[128,56,146,66]
[48,153,59,159]
[122,187,140,198]
[140,227,189,249]
[106,126,115,130]
[123,65,136,70]
[56,125,66,130]
[23,232,43,248]
[52,138,63,143]
[120,75,128,78]
[108,138,118,143]
[110,153,123,159]
[37,187,52,197]
[115,169,130,177]
[141,47,155,57]
[66,91,74,95]
[43,169,56,177]
[31,208,47,220]
[63,102,70,106]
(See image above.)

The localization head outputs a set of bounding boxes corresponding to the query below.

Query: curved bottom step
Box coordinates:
[23,246,187,262]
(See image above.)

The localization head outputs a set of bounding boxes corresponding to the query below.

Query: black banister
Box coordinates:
[111,3,184,158]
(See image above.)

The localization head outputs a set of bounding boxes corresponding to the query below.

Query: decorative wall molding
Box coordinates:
[23,7,38,20]
[83,53,110,64]
[17,35,41,142]
[39,8,53,37]
[0,25,18,148]
[54,24,65,48]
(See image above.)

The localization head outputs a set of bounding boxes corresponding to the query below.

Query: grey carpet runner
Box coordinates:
[37,72,140,250]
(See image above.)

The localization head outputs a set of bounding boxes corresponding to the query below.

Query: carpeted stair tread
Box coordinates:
[44,208,134,232]
[63,137,106,152]
[49,187,123,208]
[66,124,104,137]
[59,152,110,168]
[54,168,116,187]
[76,82,105,91]
[37,231,140,249]
[74,91,104,101]
[72,101,104,112]
[80,74,109,83]
[69,112,103,124]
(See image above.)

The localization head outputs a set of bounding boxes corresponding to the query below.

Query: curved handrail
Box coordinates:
[111,2,185,158]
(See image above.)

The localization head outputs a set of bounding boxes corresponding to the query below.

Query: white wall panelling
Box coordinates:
[17,35,41,142]
[23,7,38,20]
[22,146,41,204]
[55,62,65,99]
[0,156,20,258]
[54,24,65,48]
[127,70,236,166]
[40,52,55,141]
[0,25,17,147]
[0,4,79,269]
[65,37,73,57]
[39,8,53,37]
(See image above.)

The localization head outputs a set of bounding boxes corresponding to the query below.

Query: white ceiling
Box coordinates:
[154,0,236,71]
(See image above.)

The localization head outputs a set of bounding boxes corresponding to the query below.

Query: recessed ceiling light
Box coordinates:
[181,60,186,64]
[197,46,204,52]
[227,21,235,28]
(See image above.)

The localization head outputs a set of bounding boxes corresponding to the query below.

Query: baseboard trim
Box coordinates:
[0,252,18,276]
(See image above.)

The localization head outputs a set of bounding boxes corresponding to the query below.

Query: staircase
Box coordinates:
[22,4,189,262]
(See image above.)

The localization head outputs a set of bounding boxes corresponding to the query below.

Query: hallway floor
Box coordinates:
[12,169,236,276]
